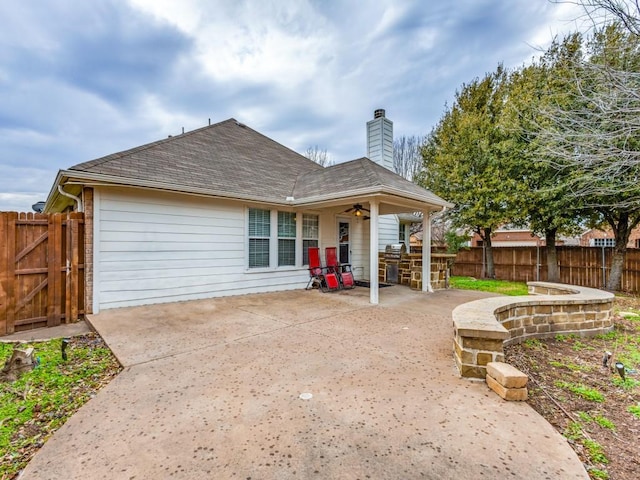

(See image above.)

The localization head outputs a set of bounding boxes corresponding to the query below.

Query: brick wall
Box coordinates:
[83,187,93,315]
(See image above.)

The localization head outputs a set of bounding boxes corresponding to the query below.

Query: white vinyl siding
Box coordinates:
[94,188,308,311]
[377,215,399,251]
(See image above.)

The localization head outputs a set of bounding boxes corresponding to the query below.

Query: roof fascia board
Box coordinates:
[53,170,452,211]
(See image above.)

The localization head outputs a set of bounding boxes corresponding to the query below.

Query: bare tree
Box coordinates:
[535,25,640,290]
[554,0,640,35]
[304,145,333,167]
[393,135,424,181]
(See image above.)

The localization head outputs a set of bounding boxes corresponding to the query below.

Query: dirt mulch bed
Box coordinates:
[505,296,640,480]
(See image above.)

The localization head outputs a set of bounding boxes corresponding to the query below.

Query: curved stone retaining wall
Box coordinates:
[452,282,614,378]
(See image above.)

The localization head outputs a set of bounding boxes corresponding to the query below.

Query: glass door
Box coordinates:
[338,220,350,264]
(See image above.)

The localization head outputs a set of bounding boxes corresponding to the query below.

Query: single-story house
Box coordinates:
[45,109,450,313]
[579,227,640,248]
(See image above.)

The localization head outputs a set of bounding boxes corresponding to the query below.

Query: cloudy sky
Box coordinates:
[0,0,585,212]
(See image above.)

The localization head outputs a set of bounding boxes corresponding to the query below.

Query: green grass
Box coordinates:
[450,276,529,296]
[594,415,616,431]
[612,376,640,390]
[563,421,610,471]
[628,404,640,418]
[584,438,609,464]
[523,338,545,349]
[578,412,616,431]
[0,336,120,478]
[589,468,609,479]
[549,360,593,372]
[555,381,605,403]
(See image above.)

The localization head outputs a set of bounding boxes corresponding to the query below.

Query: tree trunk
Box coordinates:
[482,227,496,279]
[545,228,560,283]
[605,211,632,291]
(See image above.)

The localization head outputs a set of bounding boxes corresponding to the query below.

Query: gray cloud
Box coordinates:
[0,0,584,211]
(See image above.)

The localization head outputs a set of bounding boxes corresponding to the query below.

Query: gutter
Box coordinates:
[58,185,83,212]
[50,169,453,211]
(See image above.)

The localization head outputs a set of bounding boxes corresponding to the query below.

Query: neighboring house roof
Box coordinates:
[46,118,449,211]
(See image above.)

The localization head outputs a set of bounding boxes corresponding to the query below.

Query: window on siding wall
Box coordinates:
[302,214,319,265]
[399,224,406,244]
[278,211,296,266]
[249,208,270,268]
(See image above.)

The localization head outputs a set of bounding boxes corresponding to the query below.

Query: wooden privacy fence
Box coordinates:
[452,246,640,293]
[0,212,85,336]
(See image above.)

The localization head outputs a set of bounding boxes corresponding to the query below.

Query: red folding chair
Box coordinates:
[325,247,355,289]
[306,247,340,292]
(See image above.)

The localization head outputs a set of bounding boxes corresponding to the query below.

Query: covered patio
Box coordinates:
[289,156,451,305]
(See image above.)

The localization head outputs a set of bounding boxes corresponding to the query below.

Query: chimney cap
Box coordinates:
[374,109,386,119]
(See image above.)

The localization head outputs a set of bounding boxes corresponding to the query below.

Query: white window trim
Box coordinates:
[246,207,319,272]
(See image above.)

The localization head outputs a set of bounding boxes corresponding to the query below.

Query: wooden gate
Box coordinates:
[0,212,84,336]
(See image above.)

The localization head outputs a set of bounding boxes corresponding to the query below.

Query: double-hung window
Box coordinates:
[302,214,319,265]
[278,212,296,266]
[248,208,270,268]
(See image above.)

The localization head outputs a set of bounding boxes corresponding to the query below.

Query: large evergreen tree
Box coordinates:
[504,34,586,282]
[420,66,516,278]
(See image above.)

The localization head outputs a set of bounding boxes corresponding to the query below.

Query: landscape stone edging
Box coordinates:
[452,282,615,379]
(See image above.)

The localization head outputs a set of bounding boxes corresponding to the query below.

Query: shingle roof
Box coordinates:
[65,118,447,207]
[292,157,447,205]
[69,118,322,202]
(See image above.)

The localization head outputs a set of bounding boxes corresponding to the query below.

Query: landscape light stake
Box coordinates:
[61,338,70,361]
[615,362,626,382]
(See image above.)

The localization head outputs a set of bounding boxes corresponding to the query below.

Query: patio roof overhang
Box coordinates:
[46,170,451,216]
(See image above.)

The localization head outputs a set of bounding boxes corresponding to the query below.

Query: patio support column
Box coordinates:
[369,200,379,304]
[422,209,434,293]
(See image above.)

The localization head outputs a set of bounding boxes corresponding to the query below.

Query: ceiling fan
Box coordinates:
[343,204,370,219]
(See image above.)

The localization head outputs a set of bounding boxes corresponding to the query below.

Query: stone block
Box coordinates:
[453,340,474,364]
[460,337,504,352]
[477,352,493,365]
[568,313,586,323]
[534,305,552,315]
[460,364,486,379]
[533,315,549,325]
[486,362,528,388]
[486,374,528,401]
[536,324,550,333]
[511,327,524,338]
[551,313,569,323]
[502,320,515,330]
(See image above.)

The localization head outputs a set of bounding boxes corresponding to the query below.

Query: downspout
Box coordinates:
[58,185,83,212]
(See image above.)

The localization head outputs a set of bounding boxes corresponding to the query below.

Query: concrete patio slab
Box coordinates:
[20,287,589,479]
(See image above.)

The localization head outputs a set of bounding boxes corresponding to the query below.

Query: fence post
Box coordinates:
[48,214,62,326]
[0,213,9,335]
[601,245,606,288]
[66,213,80,323]
[3,213,18,334]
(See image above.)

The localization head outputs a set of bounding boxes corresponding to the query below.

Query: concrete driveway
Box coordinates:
[21,287,588,479]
